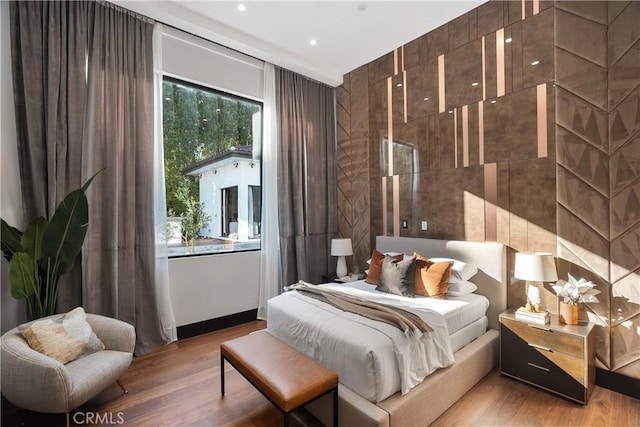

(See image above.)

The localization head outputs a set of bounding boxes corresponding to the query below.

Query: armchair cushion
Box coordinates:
[18,307,105,364]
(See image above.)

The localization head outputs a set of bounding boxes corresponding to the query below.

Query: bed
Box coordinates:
[267,236,507,426]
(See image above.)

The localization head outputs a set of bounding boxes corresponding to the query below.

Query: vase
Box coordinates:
[559,301,579,325]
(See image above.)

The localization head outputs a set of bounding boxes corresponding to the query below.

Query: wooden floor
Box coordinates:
[2,320,638,426]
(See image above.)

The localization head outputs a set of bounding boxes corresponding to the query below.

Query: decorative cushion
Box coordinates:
[376,254,416,297]
[429,257,478,283]
[414,253,453,299]
[447,280,478,297]
[365,249,404,285]
[18,307,105,364]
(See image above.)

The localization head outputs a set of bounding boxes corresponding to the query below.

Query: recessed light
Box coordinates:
[165,97,171,101]
[356,3,368,12]
[216,108,221,112]
[505,37,513,43]
[491,100,497,104]
[237,4,246,12]
[203,118,208,122]
[531,60,540,66]
[396,83,403,87]
[309,39,317,46]
[471,82,479,87]
[448,110,453,114]
[424,97,429,101]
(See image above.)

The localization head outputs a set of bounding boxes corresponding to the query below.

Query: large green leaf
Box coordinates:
[42,189,89,266]
[1,218,23,262]
[21,217,47,262]
[9,252,37,299]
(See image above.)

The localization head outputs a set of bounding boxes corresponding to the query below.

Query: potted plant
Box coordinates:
[552,273,600,324]
[1,171,101,320]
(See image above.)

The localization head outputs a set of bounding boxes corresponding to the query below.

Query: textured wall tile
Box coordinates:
[610,180,640,240]
[608,1,640,66]
[610,314,640,371]
[557,166,609,239]
[557,205,610,282]
[555,0,608,25]
[608,0,630,25]
[510,22,523,93]
[449,13,470,50]
[555,8,607,68]
[427,24,449,60]
[611,134,640,195]
[522,7,554,89]
[555,87,608,152]
[609,40,640,109]
[406,60,439,122]
[477,0,504,37]
[609,87,640,153]
[484,32,498,100]
[403,34,426,70]
[368,52,395,86]
[556,127,609,196]
[556,48,608,111]
[612,267,640,324]
[444,40,484,109]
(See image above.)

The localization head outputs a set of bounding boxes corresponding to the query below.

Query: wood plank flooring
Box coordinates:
[2,320,638,426]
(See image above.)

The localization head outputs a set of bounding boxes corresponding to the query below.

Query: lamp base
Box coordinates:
[336,256,348,278]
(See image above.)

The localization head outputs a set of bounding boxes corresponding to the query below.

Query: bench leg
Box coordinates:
[333,386,338,427]
[221,353,225,396]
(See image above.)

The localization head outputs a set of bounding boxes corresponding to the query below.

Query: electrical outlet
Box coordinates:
[421,221,428,231]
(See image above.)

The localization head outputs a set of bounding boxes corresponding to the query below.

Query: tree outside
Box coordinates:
[162,79,261,249]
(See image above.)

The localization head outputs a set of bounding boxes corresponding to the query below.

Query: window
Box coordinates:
[163,77,262,256]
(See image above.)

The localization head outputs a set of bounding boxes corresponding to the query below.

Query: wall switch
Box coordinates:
[421,221,428,230]
[402,219,408,229]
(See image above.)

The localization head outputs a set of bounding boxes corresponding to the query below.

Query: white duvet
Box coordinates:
[267,281,456,402]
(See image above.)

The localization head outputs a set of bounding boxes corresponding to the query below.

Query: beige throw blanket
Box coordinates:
[287,281,432,337]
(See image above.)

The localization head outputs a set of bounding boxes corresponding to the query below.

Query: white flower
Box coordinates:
[552,273,600,305]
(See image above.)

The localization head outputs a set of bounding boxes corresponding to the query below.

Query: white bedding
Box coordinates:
[267,280,489,402]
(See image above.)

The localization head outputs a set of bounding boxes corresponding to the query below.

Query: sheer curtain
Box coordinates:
[257,63,282,319]
[10,0,175,354]
[152,23,177,343]
[276,68,337,286]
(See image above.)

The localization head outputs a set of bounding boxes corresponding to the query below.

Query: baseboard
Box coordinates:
[596,368,640,399]
[177,309,258,340]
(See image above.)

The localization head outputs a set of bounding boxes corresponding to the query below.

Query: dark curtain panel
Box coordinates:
[275,68,337,285]
[10,1,167,354]
[9,0,89,310]
[82,2,165,354]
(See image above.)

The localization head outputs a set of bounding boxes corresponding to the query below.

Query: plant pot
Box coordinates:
[559,301,579,325]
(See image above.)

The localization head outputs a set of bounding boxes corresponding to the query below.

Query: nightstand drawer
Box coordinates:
[501,317,583,358]
[500,324,586,402]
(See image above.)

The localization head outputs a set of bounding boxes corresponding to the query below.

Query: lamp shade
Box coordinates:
[514,252,558,282]
[330,238,353,256]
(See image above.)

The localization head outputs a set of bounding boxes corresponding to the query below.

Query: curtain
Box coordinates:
[151,23,177,344]
[257,63,282,319]
[9,1,89,310]
[275,68,337,286]
[10,0,175,354]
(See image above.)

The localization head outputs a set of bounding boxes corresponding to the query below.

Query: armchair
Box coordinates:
[1,313,135,426]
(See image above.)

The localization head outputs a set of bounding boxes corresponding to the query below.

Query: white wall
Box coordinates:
[168,251,260,326]
[1,1,28,332]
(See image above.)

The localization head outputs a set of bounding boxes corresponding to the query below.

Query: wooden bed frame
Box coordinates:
[304,236,507,427]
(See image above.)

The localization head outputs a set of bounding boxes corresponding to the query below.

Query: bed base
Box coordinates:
[305,329,499,427]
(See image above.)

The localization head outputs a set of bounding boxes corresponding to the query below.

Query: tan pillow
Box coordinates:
[414,253,453,299]
[19,307,105,364]
[365,249,404,285]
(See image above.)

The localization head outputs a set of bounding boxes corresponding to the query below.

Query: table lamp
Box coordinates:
[514,252,558,313]
[331,238,353,278]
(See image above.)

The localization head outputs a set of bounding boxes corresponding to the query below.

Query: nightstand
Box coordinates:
[499,309,595,404]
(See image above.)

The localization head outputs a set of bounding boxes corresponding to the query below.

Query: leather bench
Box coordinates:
[220,332,338,426]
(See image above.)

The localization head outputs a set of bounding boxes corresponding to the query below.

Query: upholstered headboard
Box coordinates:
[375,236,507,331]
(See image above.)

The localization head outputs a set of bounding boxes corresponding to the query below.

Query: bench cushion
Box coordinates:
[221,332,338,412]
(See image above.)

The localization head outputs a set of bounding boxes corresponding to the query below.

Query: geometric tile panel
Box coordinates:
[610,179,640,239]
[556,167,609,238]
[556,127,609,196]
[610,223,640,284]
[555,87,608,152]
[612,269,640,327]
[610,313,640,371]
[610,133,640,194]
[609,86,640,153]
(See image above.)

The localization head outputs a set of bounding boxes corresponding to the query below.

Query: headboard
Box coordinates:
[376,236,507,331]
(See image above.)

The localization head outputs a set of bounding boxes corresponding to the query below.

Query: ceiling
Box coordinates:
[114,1,486,87]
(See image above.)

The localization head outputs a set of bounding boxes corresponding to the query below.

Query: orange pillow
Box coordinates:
[414,253,453,299]
[365,249,404,285]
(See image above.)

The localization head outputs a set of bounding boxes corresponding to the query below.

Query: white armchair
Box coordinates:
[1,313,135,425]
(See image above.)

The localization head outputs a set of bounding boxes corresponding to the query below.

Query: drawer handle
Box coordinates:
[529,324,552,332]
[527,362,550,372]
[529,343,553,352]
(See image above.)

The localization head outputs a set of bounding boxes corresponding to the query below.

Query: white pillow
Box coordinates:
[429,258,478,283]
[447,280,478,296]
